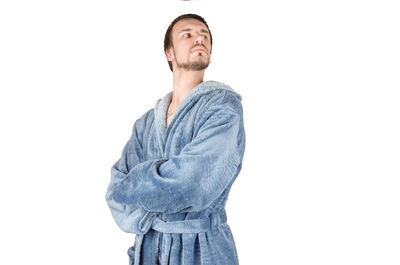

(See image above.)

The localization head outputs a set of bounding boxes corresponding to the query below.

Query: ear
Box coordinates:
[165,47,175,62]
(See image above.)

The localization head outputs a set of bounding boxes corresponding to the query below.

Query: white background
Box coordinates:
[1,0,399,264]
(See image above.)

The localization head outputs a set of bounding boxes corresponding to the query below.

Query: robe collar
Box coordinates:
[153,80,239,155]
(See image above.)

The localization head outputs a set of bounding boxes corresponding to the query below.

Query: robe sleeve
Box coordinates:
[109,103,244,214]
[105,115,159,234]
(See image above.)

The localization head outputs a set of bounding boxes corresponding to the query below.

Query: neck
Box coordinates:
[169,69,205,107]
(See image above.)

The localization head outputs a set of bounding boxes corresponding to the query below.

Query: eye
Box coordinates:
[203,35,208,39]
[183,33,191,38]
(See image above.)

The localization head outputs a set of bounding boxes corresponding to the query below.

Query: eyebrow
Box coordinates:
[179,28,210,35]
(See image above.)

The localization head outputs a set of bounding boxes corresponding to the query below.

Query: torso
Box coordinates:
[166,102,176,129]
[166,114,173,128]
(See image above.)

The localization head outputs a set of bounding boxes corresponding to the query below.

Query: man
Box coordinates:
[105,14,246,265]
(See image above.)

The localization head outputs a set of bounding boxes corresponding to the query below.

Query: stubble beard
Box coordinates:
[175,51,210,71]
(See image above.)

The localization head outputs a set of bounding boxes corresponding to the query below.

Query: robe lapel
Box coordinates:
[153,81,236,157]
[153,91,172,156]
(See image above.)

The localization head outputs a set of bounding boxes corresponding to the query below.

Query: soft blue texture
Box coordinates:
[105,80,246,265]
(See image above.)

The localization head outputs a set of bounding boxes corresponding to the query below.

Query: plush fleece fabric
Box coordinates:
[105,80,246,265]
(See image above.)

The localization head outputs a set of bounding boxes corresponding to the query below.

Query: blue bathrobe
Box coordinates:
[105,80,246,265]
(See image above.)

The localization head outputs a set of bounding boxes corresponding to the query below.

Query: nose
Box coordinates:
[195,35,205,45]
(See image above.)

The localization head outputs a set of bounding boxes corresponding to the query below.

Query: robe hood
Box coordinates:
[153,80,241,155]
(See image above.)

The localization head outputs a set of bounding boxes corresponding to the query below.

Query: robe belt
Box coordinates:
[129,210,228,265]
[151,209,227,234]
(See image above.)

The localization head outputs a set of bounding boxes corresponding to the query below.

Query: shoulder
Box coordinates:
[198,80,243,115]
[195,91,243,133]
[131,108,154,133]
[206,91,243,117]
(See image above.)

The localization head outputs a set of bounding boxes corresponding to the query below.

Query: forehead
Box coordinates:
[172,18,208,35]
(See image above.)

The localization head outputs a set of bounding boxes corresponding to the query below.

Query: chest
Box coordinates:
[166,113,174,128]
[144,112,199,160]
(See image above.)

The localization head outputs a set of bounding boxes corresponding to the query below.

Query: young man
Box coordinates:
[106,14,246,265]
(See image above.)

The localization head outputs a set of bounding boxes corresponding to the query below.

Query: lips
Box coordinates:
[191,47,207,53]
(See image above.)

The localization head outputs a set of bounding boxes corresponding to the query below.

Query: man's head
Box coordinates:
[164,14,213,72]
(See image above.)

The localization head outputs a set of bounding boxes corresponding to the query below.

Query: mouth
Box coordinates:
[191,46,207,53]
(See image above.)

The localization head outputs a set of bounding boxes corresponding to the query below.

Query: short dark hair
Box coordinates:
[163,13,213,72]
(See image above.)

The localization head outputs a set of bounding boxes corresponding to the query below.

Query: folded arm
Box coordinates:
[105,115,158,234]
[108,103,244,215]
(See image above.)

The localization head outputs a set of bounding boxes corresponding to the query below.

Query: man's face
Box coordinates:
[166,18,212,71]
